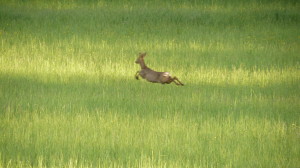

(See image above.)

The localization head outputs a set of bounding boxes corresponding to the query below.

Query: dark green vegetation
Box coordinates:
[0,0,299,167]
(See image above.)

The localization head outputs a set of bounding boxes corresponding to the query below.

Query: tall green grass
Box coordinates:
[0,0,299,167]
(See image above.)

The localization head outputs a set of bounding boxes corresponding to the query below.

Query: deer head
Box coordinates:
[135,52,146,64]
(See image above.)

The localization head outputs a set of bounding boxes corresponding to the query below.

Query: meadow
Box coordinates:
[0,0,299,167]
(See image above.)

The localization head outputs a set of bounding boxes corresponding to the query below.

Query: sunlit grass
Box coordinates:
[1,107,299,167]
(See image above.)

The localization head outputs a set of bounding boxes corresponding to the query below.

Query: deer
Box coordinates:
[135,52,184,86]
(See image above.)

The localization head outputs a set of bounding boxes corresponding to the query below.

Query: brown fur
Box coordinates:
[135,53,184,86]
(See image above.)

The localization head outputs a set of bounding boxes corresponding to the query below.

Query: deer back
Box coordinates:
[140,68,170,83]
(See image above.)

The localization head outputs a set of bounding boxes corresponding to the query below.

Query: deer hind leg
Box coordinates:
[135,71,140,80]
[172,77,184,86]
[166,76,184,86]
[172,80,181,85]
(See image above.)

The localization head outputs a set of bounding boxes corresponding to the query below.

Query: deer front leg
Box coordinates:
[135,71,140,80]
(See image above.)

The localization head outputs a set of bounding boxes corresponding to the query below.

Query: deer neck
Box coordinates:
[139,59,148,69]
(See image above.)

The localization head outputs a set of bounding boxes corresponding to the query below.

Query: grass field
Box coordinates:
[0,0,299,167]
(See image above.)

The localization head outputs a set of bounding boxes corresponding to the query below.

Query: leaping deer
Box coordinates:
[135,52,184,86]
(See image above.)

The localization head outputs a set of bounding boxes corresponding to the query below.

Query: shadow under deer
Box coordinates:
[135,52,184,86]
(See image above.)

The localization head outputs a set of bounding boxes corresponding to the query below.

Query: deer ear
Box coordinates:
[139,52,146,58]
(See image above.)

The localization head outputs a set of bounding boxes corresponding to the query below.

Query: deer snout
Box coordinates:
[135,59,141,64]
